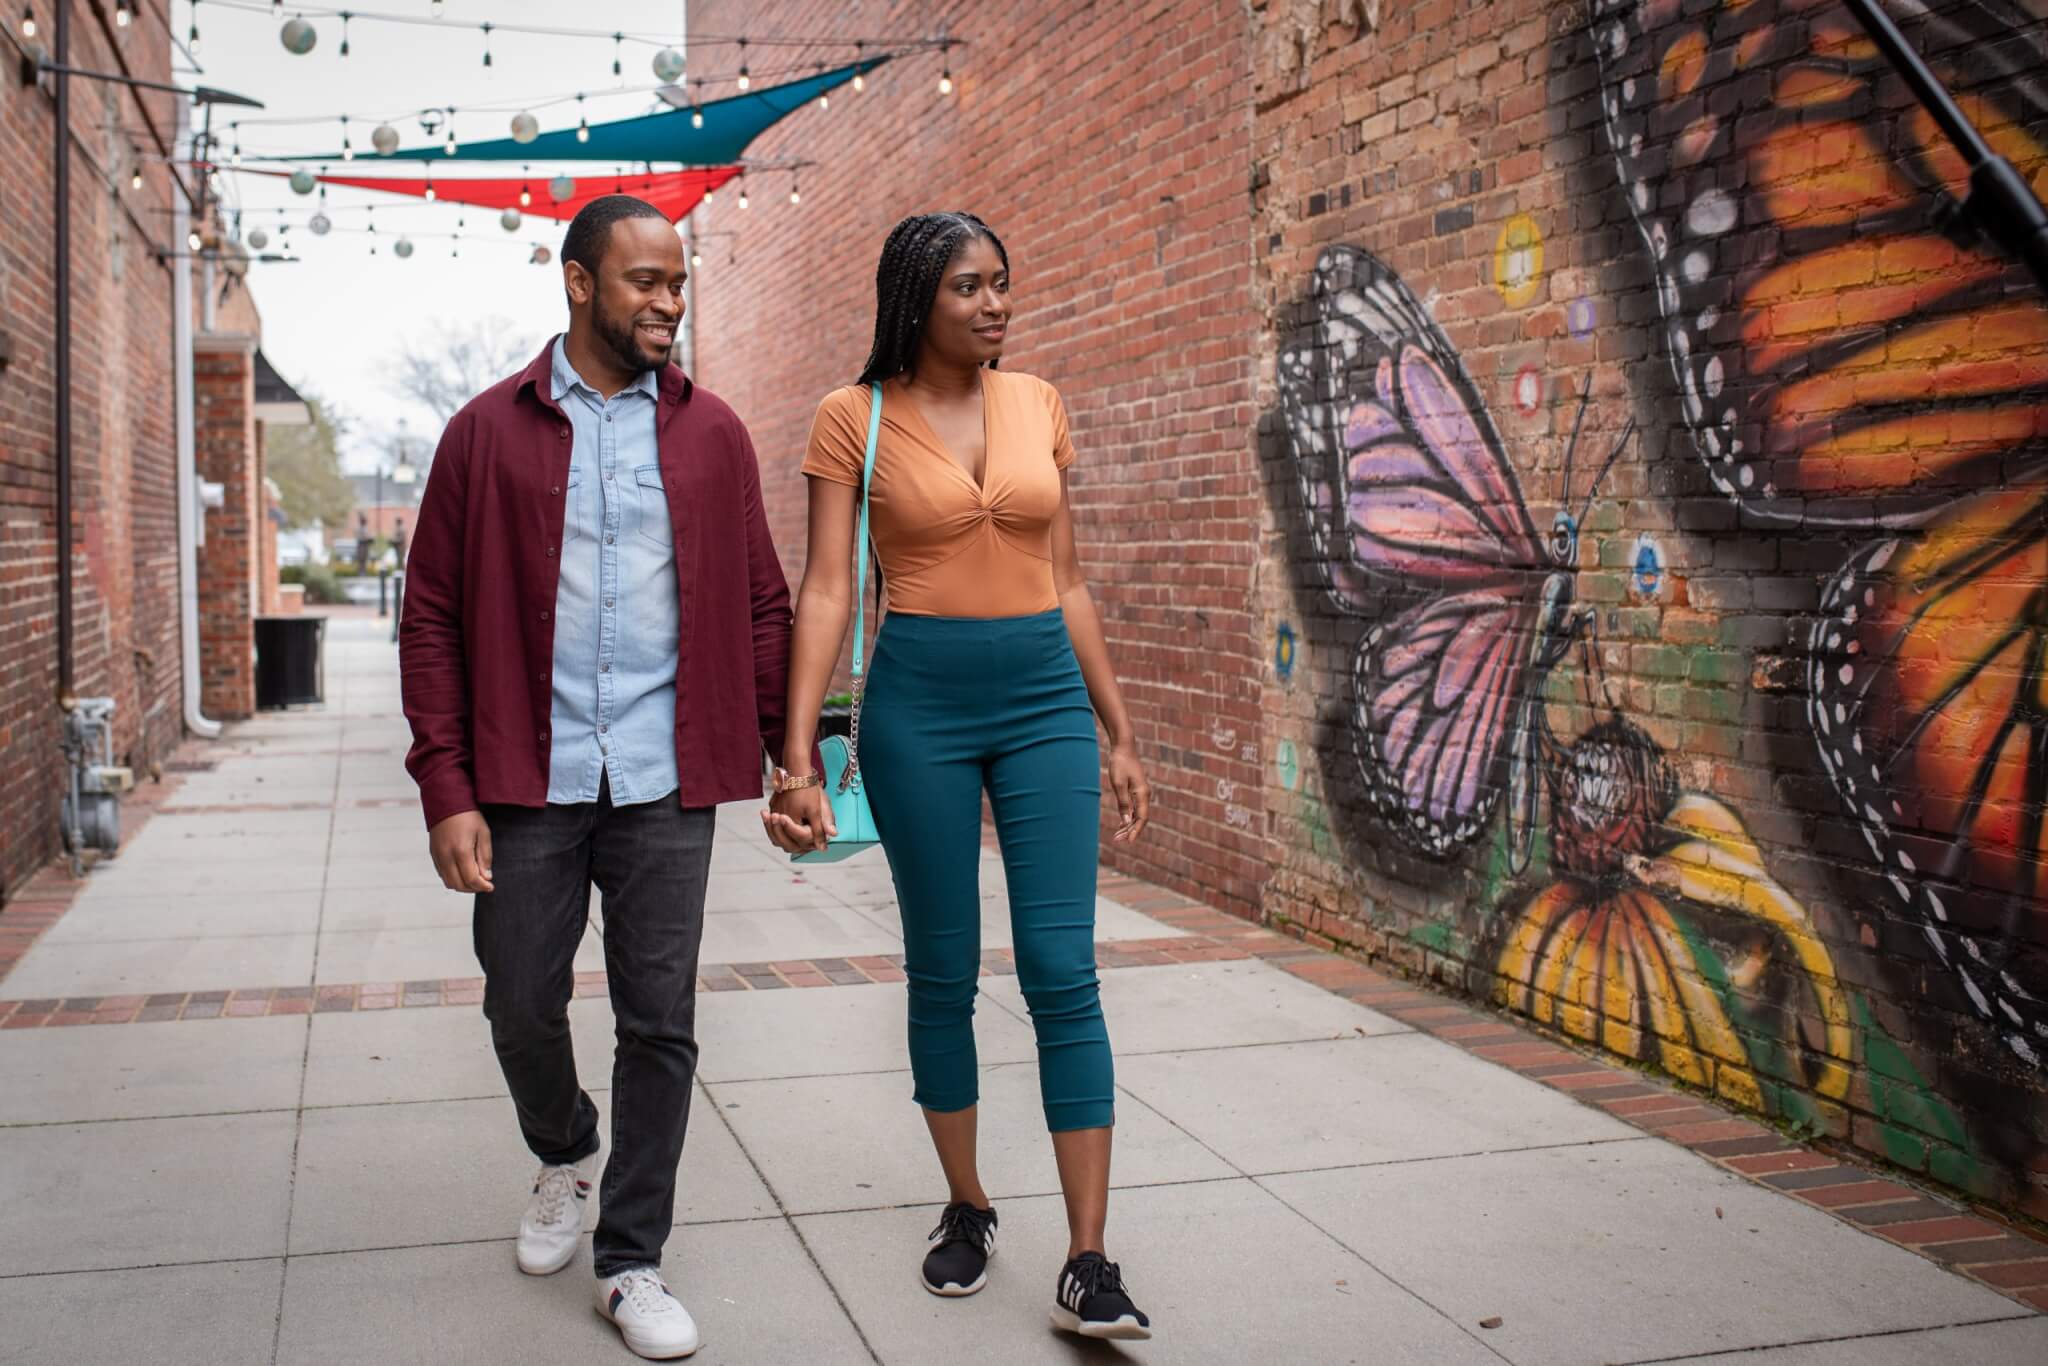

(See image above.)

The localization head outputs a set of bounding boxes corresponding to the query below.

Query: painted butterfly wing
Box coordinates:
[1593,0,2048,529]
[1810,491,2048,1065]
[1278,246,1552,854]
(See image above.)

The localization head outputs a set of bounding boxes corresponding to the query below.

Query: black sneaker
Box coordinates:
[921,1202,997,1296]
[1052,1252,1152,1340]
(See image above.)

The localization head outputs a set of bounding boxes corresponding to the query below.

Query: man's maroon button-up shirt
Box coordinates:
[399,344,798,830]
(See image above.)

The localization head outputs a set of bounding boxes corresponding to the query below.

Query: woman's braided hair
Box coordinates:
[856,212,1009,387]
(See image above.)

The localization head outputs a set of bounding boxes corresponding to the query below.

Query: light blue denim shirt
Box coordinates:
[546,336,680,805]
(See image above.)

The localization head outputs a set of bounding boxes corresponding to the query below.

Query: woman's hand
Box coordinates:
[763,785,836,856]
[1107,742,1151,843]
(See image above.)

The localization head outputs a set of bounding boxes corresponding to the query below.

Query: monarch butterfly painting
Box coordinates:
[1591,0,2048,1065]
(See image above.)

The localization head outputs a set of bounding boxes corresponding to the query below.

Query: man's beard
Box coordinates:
[592,296,662,375]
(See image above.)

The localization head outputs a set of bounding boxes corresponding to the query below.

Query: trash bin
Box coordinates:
[254,615,326,709]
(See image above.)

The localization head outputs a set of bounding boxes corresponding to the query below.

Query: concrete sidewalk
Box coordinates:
[0,612,2043,1365]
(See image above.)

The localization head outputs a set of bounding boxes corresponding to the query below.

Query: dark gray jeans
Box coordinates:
[473,789,713,1277]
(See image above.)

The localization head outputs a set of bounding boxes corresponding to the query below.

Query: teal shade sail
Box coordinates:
[291,58,887,165]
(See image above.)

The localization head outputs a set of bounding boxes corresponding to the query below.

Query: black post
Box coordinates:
[1843,0,2048,298]
[54,0,72,699]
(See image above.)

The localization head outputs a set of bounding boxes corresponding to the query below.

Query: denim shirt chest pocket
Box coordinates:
[632,463,673,550]
[563,463,587,543]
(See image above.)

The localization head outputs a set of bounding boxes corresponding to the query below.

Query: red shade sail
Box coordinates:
[241,166,742,223]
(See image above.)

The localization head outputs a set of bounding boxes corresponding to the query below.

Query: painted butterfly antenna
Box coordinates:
[1559,372,1594,509]
[1576,417,1638,529]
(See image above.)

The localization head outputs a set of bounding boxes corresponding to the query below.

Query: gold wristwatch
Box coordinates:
[771,767,822,794]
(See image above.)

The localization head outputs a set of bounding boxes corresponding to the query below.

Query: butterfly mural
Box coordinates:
[1276,246,1633,873]
[1591,0,2048,1064]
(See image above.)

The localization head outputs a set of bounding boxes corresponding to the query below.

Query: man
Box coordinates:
[400,196,798,1361]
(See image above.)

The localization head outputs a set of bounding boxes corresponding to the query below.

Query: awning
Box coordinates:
[286,58,885,166]
[244,166,741,223]
[253,350,312,427]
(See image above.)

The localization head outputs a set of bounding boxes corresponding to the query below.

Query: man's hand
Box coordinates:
[762,785,835,856]
[429,810,495,892]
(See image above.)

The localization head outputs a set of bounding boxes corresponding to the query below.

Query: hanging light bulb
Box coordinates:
[116,3,130,29]
[519,167,532,208]
[451,234,460,259]
[188,230,202,251]
[339,9,352,57]
[480,22,493,68]
[340,116,353,161]
[789,178,800,206]
[423,171,436,202]
[690,249,702,268]
[431,0,443,14]
[853,44,865,92]
[703,184,713,204]
[130,166,142,191]
[652,47,685,83]
[548,174,576,203]
[510,111,539,144]
[939,68,953,96]
[230,133,242,167]
[736,38,749,90]
[394,237,414,258]
[280,15,317,55]
[691,102,703,130]
[576,94,589,143]
[738,185,748,210]
[531,245,552,266]
[444,108,458,156]
[371,122,400,155]
[187,0,199,53]
[500,207,522,232]
[247,226,268,250]
[611,32,622,78]
[736,66,750,90]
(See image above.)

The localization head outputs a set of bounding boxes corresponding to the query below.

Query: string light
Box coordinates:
[280,14,316,55]
[690,248,702,268]
[480,21,492,68]
[340,10,353,58]
[444,109,458,156]
[789,180,800,206]
[231,136,242,166]
[431,0,442,14]
[736,38,749,90]
[340,116,353,161]
[116,3,130,29]
[737,172,748,211]
[130,166,143,191]
[576,94,589,143]
[939,67,953,95]
[423,170,435,202]
[188,231,202,252]
[187,0,199,53]
[519,167,532,208]
[818,92,828,111]
[611,32,622,78]
[853,43,865,91]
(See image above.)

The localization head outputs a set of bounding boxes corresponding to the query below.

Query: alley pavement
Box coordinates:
[1,612,2044,1364]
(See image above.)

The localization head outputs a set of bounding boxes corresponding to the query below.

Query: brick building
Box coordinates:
[1,7,281,899]
[688,0,2048,1216]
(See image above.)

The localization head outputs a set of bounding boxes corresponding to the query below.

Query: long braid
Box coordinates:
[856,212,1010,386]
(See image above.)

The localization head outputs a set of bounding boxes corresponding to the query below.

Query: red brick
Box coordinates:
[1877,1216,2009,1247]
[1967,1259,2048,1290]
[1726,1152,1838,1176]
[1799,1181,1917,1210]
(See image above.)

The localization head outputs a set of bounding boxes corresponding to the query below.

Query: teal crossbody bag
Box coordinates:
[793,382,885,863]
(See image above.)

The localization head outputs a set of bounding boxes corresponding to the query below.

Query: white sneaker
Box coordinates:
[515,1152,596,1275]
[595,1268,700,1360]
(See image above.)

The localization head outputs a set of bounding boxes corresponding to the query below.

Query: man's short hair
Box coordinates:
[561,195,670,275]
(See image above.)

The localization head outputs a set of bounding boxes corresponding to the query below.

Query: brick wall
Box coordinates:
[194,335,259,720]
[687,0,1268,913]
[0,10,184,901]
[690,0,2048,1217]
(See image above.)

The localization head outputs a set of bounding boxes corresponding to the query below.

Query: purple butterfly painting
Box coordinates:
[1277,246,1631,869]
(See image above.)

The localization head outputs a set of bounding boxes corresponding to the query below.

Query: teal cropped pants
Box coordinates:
[859,609,1114,1132]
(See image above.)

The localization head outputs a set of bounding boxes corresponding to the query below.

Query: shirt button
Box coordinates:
[539,610,550,622]
[606,535,615,545]
[558,428,569,441]
[604,599,614,609]
[605,470,613,480]
[605,414,613,423]
[550,486,560,496]
[599,724,609,734]
[546,546,556,558]
[600,662,611,673]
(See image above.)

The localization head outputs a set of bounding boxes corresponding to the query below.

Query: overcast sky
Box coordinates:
[177,1,696,472]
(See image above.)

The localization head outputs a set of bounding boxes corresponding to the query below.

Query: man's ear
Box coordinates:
[563,259,594,307]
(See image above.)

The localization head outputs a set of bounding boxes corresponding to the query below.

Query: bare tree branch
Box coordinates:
[382,317,542,428]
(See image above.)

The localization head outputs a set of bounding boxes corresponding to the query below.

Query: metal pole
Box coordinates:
[54,0,72,700]
[1843,0,2048,298]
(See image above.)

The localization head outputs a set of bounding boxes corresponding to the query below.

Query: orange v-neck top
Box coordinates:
[802,369,1078,618]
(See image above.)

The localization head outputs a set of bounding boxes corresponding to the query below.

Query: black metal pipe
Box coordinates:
[1842,0,2048,300]
[54,0,72,701]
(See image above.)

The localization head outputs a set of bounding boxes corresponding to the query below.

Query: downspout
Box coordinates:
[173,99,219,739]
[53,0,72,701]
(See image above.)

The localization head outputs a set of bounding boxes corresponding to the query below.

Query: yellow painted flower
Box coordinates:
[1495,720,1853,1109]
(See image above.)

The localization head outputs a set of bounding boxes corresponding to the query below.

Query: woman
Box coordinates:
[765,212,1155,1342]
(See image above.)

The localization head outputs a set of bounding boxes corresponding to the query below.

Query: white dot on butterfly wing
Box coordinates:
[1623,78,1636,99]
[1838,662,1853,684]
[1697,306,1719,331]
[1928,890,1948,921]
[1650,221,1670,259]
[1630,133,1644,157]
[1703,356,1724,398]
[1899,850,1915,872]
[1633,180,1651,210]
[1687,188,1738,237]
[1681,249,1710,283]
[1739,464,1755,488]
